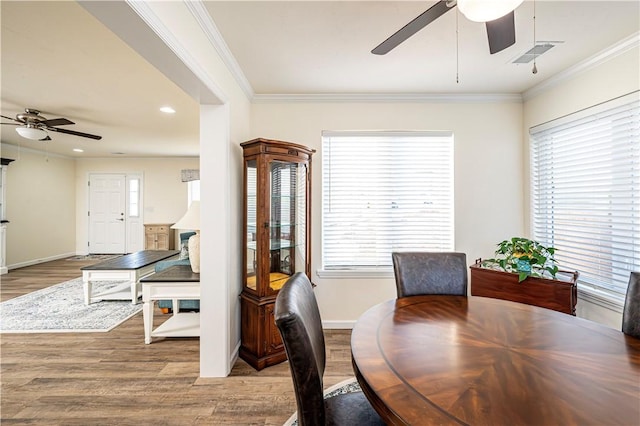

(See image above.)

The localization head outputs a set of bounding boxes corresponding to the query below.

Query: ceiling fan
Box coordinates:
[372,0,523,55]
[1,108,102,141]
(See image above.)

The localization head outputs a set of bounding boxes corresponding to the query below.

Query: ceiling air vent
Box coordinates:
[511,42,560,64]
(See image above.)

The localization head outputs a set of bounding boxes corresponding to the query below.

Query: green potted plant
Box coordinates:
[481,237,559,283]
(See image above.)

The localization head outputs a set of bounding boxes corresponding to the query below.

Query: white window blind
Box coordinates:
[530,92,640,296]
[322,131,454,271]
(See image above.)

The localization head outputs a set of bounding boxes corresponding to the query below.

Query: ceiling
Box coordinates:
[1,1,638,158]
[205,1,639,95]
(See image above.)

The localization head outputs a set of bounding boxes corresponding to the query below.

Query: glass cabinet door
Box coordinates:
[267,160,307,292]
[246,159,258,291]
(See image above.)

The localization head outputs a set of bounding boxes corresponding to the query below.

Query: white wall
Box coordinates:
[139,0,252,376]
[523,42,640,328]
[74,157,199,254]
[251,100,525,324]
[2,144,76,268]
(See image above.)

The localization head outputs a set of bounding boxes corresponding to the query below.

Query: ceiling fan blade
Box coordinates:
[372,0,454,55]
[39,136,52,141]
[486,11,516,54]
[47,126,102,140]
[0,114,21,123]
[42,118,75,127]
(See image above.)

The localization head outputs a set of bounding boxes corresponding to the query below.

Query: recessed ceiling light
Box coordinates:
[160,106,176,114]
[73,148,84,153]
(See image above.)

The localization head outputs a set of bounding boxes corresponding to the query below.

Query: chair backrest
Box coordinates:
[392,252,468,298]
[274,273,326,426]
[622,272,640,338]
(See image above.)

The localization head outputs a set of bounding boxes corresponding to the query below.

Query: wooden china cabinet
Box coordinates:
[239,138,315,370]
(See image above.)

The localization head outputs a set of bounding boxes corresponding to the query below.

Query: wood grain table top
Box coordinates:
[81,250,179,271]
[351,295,640,426]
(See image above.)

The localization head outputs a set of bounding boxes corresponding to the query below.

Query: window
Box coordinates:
[322,131,454,273]
[530,92,640,298]
[128,177,140,217]
[188,180,200,206]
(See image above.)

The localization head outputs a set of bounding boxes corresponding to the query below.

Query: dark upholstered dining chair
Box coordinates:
[392,252,468,298]
[622,272,640,339]
[274,273,385,426]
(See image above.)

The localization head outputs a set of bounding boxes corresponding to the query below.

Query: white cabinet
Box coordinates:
[0,223,6,275]
[0,160,8,220]
[0,158,14,275]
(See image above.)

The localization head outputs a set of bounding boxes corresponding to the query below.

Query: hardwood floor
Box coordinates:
[1,258,356,425]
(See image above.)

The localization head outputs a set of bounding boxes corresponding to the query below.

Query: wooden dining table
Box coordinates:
[351,295,640,425]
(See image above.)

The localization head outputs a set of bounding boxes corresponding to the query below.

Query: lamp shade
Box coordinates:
[457,0,523,22]
[172,200,200,230]
[16,125,48,140]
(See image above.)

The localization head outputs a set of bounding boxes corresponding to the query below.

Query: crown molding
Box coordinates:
[126,0,228,104]
[185,0,255,100]
[252,93,523,103]
[523,31,640,101]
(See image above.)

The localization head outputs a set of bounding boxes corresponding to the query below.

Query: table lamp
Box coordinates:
[171,201,200,273]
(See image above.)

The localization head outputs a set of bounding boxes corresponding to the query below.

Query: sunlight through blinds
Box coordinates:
[530,92,640,296]
[322,131,454,270]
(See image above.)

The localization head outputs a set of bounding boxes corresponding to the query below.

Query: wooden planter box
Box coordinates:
[470,263,579,315]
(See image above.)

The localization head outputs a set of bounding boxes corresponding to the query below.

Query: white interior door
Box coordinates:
[89,174,126,254]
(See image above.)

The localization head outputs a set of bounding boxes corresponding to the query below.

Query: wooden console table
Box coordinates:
[81,250,179,305]
[141,265,200,344]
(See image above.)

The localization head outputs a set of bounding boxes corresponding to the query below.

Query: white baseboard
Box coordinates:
[322,320,356,330]
[229,341,240,373]
[7,252,76,271]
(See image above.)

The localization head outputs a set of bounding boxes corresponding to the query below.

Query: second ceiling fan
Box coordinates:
[372,0,523,56]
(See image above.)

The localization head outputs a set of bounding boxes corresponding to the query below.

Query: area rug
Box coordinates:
[282,377,362,426]
[0,278,142,333]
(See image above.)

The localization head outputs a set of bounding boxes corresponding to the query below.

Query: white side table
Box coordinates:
[141,265,200,344]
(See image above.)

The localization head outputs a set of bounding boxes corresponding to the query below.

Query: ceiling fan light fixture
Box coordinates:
[457,0,523,22]
[16,125,48,140]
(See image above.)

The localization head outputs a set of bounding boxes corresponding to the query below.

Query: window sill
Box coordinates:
[316,268,394,279]
[577,284,625,314]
